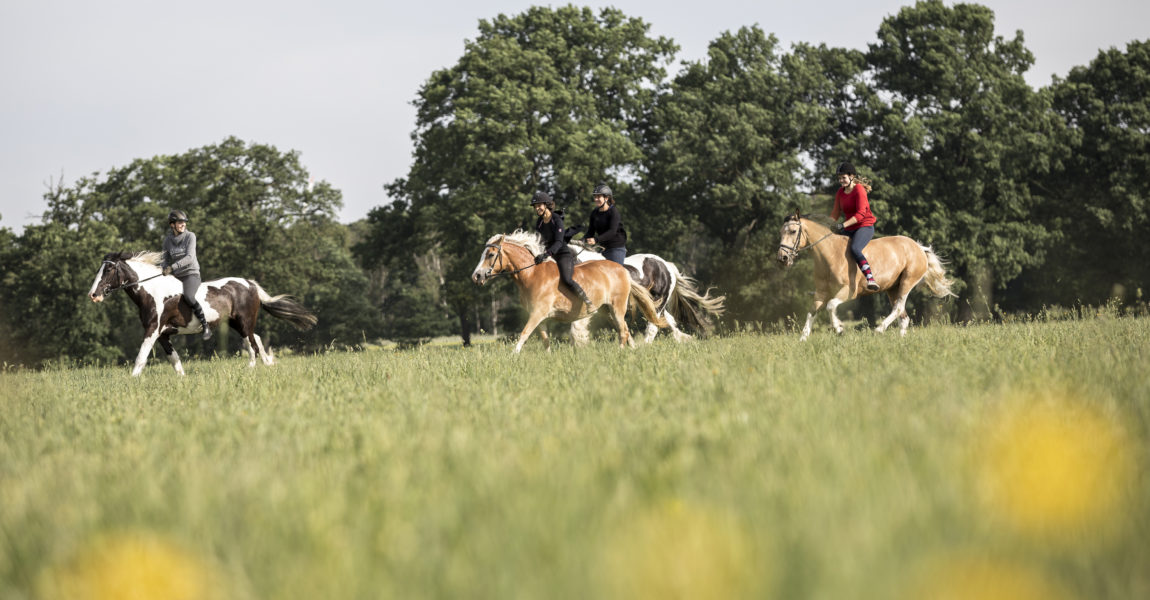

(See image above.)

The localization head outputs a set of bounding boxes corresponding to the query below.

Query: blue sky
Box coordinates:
[2,0,1146,233]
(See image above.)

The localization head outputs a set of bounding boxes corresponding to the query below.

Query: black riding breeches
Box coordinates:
[554,253,585,295]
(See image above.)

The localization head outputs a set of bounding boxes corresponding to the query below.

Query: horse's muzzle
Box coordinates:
[90,292,104,303]
[777,252,794,268]
[472,269,492,286]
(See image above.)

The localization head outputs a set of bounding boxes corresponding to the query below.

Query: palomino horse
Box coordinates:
[471,231,668,352]
[89,251,317,375]
[574,246,725,343]
[776,213,955,340]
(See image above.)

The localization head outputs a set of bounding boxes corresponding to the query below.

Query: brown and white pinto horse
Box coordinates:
[471,231,668,352]
[776,213,955,340]
[574,247,725,343]
[89,251,317,375]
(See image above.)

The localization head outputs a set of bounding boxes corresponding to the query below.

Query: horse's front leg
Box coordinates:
[158,332,185,376]
[131,329,162,376]
[570,317,592,347]
[514,310,550,354]
[800,298,826,342]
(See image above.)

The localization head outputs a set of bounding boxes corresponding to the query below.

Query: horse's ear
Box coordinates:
[794,209,801,221]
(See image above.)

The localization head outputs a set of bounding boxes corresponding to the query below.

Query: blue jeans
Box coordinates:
[847,226,874,264]
[602,247,626,265]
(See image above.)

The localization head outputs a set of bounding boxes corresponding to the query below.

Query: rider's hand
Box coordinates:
[162,266,173,275]
[831,223,845,235]
[534,253,548,264]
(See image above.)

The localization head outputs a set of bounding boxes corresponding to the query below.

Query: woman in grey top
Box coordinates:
[162,209,211,340]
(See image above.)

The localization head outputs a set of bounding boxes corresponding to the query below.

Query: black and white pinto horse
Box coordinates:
[88,251,317,376]
[573,246,725,343]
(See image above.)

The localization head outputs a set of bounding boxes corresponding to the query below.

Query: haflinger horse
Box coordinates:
[89,251,317,376]
[776,212,955,341]
[573,246,725,343]
[471,231,668,353]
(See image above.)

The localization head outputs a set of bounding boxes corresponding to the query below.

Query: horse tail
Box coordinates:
[919,245,957,298]
[628,279,669,329]
[253,281,319,330]
[665,264,726,337]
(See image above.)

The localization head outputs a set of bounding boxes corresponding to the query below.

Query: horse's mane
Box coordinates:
[487,230,546,256]
[128,251,163,266]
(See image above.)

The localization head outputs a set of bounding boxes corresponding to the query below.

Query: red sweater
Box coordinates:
[833,184,876,230]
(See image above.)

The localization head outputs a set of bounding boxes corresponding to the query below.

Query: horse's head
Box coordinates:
[471,235,507,286]
[88,252,136,302]
[777,212,804,268]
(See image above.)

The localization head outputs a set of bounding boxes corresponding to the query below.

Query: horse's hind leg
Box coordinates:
[242,337,256,367]
[158,333,185,376]
[827,299,845,334]
[250,333,274,366]
[612,303,631,349]
[876,293,909,334]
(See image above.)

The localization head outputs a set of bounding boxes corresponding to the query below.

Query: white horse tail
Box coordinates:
[628,279,669,329]
[665,263,726,336]
[919,245,957,298]
[253,281,319,330]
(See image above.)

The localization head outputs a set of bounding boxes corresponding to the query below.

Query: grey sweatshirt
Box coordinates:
[162,230,201,277]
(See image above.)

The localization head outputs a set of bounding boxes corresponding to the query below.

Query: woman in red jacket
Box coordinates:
[830,162,879,291]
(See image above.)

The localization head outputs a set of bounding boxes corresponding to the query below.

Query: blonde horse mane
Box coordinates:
[487,230,546,257]
[128,251,163,266]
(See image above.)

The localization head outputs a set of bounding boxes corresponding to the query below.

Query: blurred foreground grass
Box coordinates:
[2,317,1148,599]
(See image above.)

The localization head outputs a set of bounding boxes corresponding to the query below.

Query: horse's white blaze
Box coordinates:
[88,263,108,301]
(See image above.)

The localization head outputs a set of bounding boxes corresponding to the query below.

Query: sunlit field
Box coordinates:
[2,316,1148,599]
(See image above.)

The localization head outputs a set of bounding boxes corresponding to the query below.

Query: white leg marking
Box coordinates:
[876,296,907,333]
[167,350,186,376]
[827,299,844,334]
[243,338,256,367]
[800,312,815,342]
[131,331,162,377]
[252,333,274,366]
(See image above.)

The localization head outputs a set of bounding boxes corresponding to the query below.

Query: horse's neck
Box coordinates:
[802,220,842,260]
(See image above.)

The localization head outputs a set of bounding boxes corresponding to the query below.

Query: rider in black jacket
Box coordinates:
[532,192,593,309]
[584,182,626,264]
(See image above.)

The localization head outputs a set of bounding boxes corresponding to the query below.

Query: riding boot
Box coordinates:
[572,284,594,310]
[191,302,212,340]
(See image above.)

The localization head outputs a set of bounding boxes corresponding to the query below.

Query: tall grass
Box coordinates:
[2,317,1148,599]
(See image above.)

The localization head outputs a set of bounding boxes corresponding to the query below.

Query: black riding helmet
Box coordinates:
[530,191,552,205]
[592,182,613,198]
[835,162,856,177]
[168,209,189,223]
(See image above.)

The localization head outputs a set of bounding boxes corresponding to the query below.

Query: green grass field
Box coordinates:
[3,316,1148,599]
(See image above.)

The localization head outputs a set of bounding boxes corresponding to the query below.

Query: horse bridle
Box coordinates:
[482,238,540,280]
[778,218,835,261]
[99,260,163,295]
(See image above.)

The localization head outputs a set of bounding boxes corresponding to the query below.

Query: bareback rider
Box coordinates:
[532,191,594,309]
[161,209,212,340]
[830,162,880,291]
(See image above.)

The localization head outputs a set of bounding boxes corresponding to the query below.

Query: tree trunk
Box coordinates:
[459,309,472,347]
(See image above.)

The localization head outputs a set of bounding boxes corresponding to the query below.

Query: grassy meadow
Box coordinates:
[2,315,1148,599]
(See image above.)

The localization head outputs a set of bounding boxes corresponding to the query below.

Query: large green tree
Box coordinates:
[1027,40,1150,305]
[381,5,677,343]
[639,27,863,324]
[858,0,1058,319]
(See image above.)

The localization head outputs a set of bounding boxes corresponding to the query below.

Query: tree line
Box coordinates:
[1,1,1147,367]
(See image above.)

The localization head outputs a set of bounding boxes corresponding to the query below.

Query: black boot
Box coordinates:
[191,302,212,341]
[573,284,594,310]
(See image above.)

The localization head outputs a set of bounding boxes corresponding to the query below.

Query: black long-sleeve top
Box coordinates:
[586,205,626,248]
[535,211,572,257]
